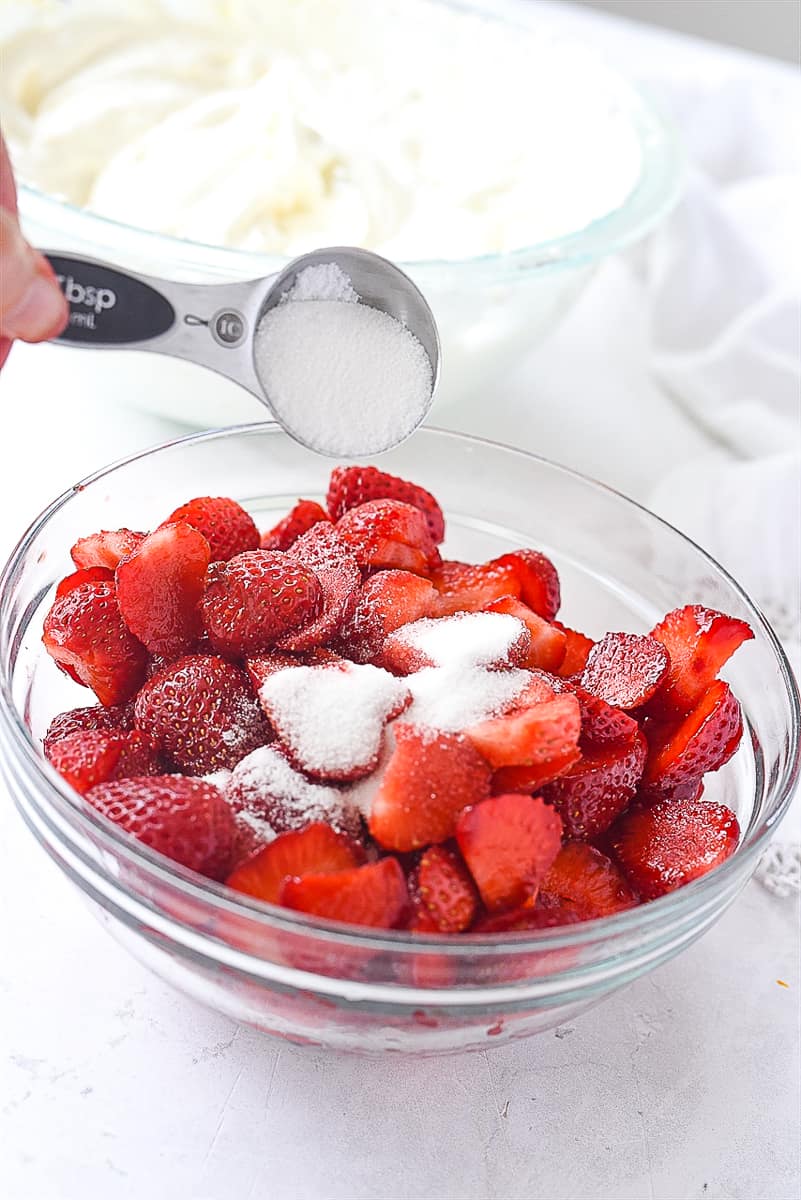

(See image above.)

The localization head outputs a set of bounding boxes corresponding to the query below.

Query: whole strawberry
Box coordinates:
[134,654,268,774]
[86,775,236,879]
[201,550,322,657]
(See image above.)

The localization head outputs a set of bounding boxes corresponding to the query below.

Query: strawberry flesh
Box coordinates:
[554,622,595,676]
[71,528,145,571]
[260,500,330,550]
[164,496,259,562]
[465,692,581,770]
[43,701,135,756]
[43,580,148,705]
[581,632,669,710]
[541,841,637,917]
[336,498,440,576]
[416,844,479,933]
[337,570,438,663]
[456,792,563,911]
[227,821,362,903]
[116,522,211,659]
[46,728,160,794]
[56,566,114,598]
[327,465,446,544]
[642,679,743,795]
[485,596,567,671]
[649,605,753,717]
[280,856,409,929]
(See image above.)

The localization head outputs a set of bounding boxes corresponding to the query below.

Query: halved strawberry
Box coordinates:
[163,496,259,562]
[278,524,361,653]
[86,774,237,879]
[642,680,743,795]
[260,500,330,551]
[337,570,439,662]
[368,723,492,852]
[541,841,637,917]
[465,693,580,770]
[637,778,705,807]
[456,793,563,912]
[46,728,160,794]
[570,685,640,750]
[227,744,361,840]
[431,559,520,616]
[226,822,362,903]
[416,844,479,933]
[42,580,148,705]
[648,605,753,717]
[326,465,446,544]
[581,632,669,710]
[336,499,440,576]
[245,652,301,693]
[134,654,268,774]
[200,549,322,657]
[494,550,560,621]
[485,596,567,671]
[279,856,409,929]
[116,522,211,659]
[70,528,145,571]
[554,622,595,676]
[491,749,582,794]
[55,566,114,599]
[610,795,740,899]
[543,729,647,840]
[43,701,135,756]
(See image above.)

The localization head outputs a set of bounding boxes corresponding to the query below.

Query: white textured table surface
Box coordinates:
[1,3,799,1198]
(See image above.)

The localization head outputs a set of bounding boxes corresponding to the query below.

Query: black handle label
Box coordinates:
[45,255,175,344]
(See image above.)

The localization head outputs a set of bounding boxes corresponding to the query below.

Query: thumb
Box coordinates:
[0,207,68,341]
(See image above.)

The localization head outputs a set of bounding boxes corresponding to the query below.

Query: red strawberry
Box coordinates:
[163,496,259,562]
[484,596,567,671]
[554,623,595,676]
[543,729,647,840]
[456,793,563,912]
[642,680,743,795]
[200,549,322,657]
[116,522,211,659]
[541,841,637,917]
[610,795,740,899]
[46,728,160,794]
[86,775,236,879]
[581,632,669,710]
[368,724,492,852]
[416,844,479,933]
[495,550,560,621]
[326,465,446,544]
[43,701,135,756]
[431,559,520,616]
[277,524,361,652]
[279,856,409,929]
[474,902,585,932]
[336,499,440,576]
[380,611,531,675]
[637,778,705,807]
[405,870,442,933]
[227,822,362,903]
[337,570,439,662]
[570,685,640,750]
[465,692,581,770]
[245,652,301,692]
[134,654,268,774]
[649,605,753,716]
[260,500,330,550]
[491,749,582,794]
[70,528,145,571]
[226,744,361,841]
[55,566,114,599]
[43,580,148,705]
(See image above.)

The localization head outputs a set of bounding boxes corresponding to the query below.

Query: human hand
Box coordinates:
[1,131,68,369]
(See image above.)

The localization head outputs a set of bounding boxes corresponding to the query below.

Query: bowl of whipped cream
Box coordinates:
[0,0,680,427]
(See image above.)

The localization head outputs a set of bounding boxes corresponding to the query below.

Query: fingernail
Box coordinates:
[3,270,68,341]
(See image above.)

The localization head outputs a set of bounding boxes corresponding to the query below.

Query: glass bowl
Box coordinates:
[13,0,681,429]
[1,426,795,1056]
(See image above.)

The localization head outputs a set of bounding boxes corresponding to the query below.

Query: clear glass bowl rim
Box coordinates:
[17,0,683,280]
[0,423,798,961]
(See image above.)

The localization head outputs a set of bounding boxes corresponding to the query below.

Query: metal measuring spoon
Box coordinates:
[42,246,440,455]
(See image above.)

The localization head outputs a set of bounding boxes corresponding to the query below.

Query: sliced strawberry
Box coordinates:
[642,680,743,795]
[571,685,640,750]
[260,499,330,551]
[541,841,637,917]
[543,729,647,840]
[280,856,409,929]
[43,701,135,756]
[416,844,479,933]
[200,549,322,657]
[226,822,362,903]
[245,652,301,692]
[474,902,585,932]
[380,611,530,675]
[337,570,438,663]
[491,749,582,794]
[46,728,160,794]
[277,523,361,653]
[610,795,740,899]
[326,465,446,544]
[368,723,492,852]
[581,632,669,710]
[70,528,145,571]
[430,559,520,616]
[649,605,753,716]
[465,692,581,770]
[55,565,114,598]
[336,499,440,576]
[456,793,563,912]
[86,774,237,879]
[42,580,148,705]
[116,522,211,659]
[134,654,268,774]
[554,623,595,676]
[494,550,560,621]
[637,778,705,807]
[405,869,442,933]
[227,744,362,840]
[485,596,567,671]
[163,496,259,562]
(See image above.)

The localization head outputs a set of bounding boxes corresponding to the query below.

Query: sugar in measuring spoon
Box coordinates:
[42,246,440,457]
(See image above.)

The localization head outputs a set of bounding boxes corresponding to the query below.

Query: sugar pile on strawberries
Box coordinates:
[40,465,752,933]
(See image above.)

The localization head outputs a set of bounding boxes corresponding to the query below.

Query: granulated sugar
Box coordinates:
[228,745,359,836]
[391,612,528,669]
[405,664,531,733]
[254,266,433,457]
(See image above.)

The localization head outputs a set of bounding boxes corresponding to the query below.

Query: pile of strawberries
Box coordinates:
[40,465,752,933]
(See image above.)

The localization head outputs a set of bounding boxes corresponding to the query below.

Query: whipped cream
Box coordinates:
[0,0,642,259]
